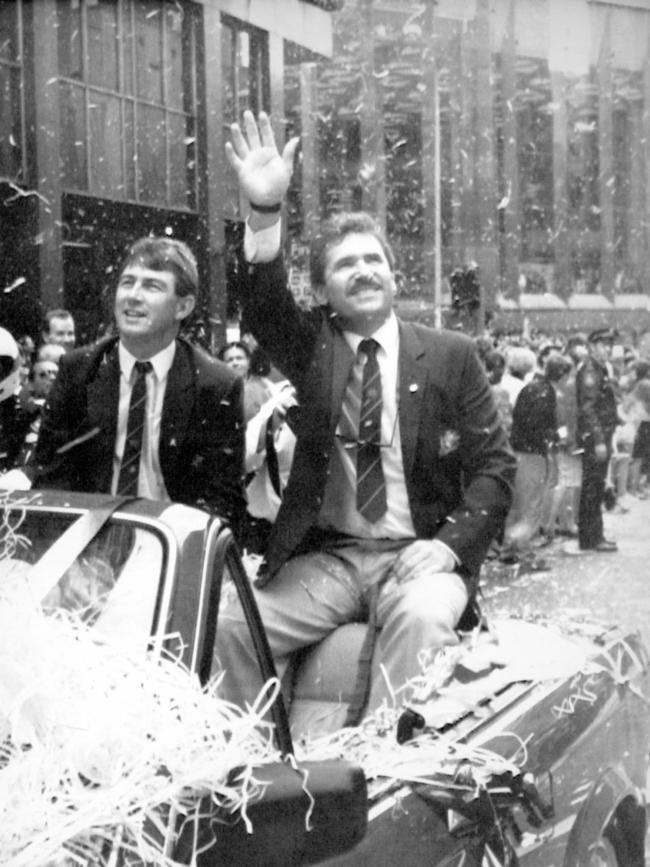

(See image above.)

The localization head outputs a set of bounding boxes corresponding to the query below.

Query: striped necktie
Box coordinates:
[356,338,387,522]
[117,360,152,496]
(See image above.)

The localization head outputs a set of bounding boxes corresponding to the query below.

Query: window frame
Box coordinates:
[0,0,27,182]
[57,0,199,211]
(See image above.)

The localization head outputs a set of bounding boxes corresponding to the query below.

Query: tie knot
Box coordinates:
[135,360,152,376]
[359,338,379,360]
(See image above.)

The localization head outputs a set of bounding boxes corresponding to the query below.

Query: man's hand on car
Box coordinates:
[389,539,458,584]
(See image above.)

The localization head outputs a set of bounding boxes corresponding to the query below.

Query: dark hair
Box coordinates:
[120,237,198,297]
[483,349,506,384]
[250,346,271,377]
[42,308,73,331]
[544,355,573,383]
[538,342,562,362]
[217,340,251,362]
[309,212,396,289]
[566,333,587,349]
[633,360,650,380]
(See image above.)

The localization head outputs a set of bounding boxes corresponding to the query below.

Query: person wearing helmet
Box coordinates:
[0,327,29,473]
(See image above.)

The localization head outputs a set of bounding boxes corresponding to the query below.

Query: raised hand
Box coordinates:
[225,111,299,208]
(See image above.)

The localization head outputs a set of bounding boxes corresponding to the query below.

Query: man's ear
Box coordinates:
[312,284,328,305]
[176,294,196,321]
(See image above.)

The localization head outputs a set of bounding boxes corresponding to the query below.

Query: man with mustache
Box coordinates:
[215,113,515,725]
[28,236,246,535]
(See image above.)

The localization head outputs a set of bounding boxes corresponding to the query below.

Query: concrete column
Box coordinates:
[422,2,440,320]
[640,28,650,293]
[32,0,63,309]
[473,0,498,306]
[358,0,386,229]
[500,0,520,299]
[300,62,320,242]
[201,3,227,350]
[551,70,570,301]
[458,19,475,263]
[447,27,466,268]
[596,14,615,300]
[627,101,645,286]
[268,31,285,148]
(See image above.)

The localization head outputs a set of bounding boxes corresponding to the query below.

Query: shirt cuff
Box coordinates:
[244,220,282,263]
[433,539,461,570]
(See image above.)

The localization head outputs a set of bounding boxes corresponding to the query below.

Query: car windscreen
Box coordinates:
[0,508,164,650]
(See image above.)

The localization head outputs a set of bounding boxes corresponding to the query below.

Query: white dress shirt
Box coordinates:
[318,315,416,539]
[112,341,176,499]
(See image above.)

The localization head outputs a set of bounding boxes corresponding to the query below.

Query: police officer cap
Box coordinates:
[588,327,617,344]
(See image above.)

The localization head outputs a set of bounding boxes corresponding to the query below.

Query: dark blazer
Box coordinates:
[576,356,619,450]
[31,336,246,536]
[240,255,516,593]
[510,377,558,455]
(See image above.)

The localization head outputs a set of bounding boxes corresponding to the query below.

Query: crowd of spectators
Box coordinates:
[1,299,647,577]
[475,325,650,571]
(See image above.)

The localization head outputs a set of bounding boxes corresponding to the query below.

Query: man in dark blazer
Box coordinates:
[215,113,515,720]
[29,237,246,536]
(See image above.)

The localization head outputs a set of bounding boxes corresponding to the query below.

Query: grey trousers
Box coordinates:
[214,539,468,719]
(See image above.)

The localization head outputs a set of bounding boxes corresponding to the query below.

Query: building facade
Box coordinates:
[288,0,650,333]
[0,0,337,346]
[2,0,649,343]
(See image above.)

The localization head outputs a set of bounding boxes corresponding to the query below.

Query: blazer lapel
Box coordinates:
[398,321,428,480]
[86,341,120,439]
[160,341,194,467]
[330,329,356,432]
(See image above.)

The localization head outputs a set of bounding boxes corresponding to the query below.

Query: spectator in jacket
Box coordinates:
[501,354,573,566]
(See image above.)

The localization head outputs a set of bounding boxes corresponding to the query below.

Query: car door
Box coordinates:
[169,525,368,867]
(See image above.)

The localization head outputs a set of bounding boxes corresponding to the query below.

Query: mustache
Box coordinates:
[348,275,382,294]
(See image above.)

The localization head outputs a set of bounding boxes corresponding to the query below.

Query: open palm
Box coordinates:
[226,111,299,206]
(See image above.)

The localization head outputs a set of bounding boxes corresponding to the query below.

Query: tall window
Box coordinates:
[566,76,600,292]
[516,58,554,264]
[57,0,199,210]
[221,15,268,212]
[0,1,25,180]
[221,16,268,125]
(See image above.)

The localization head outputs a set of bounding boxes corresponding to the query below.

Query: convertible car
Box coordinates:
[0,490,648,867]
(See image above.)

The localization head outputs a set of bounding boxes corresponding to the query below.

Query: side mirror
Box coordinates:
[173,759,367,865]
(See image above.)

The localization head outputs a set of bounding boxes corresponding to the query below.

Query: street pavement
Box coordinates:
[481,493,650,651]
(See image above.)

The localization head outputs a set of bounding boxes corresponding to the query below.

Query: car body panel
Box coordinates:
[321,629,649,867]
[0,490,367,865]
[2,491,648,867]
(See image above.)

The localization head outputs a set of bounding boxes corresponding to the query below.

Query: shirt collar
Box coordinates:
[119,339,176,382]
[343,312,399,357]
